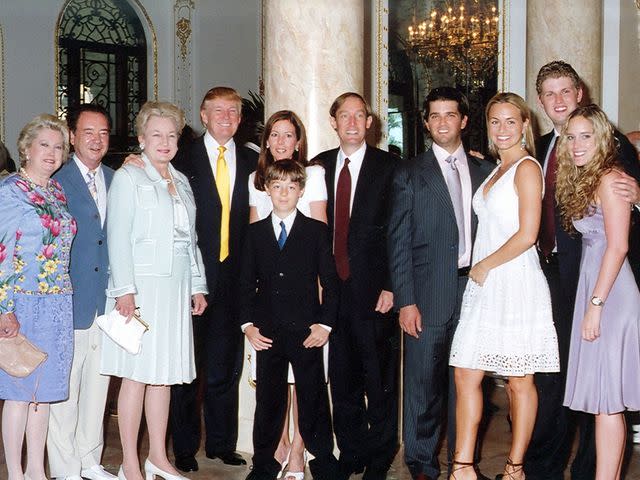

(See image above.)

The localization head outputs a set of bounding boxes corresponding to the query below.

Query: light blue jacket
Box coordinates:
[54,160,113,329]
[105,155,207,298]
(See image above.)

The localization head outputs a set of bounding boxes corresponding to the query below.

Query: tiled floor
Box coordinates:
[1,382,640,479]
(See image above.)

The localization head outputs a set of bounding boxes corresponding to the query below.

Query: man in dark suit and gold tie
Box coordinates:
[312,92,398,480]
[170,86,258,472]
[388,87,494,480]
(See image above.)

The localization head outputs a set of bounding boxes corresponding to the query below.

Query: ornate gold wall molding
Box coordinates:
[174,0,195,121]
[373,0,389,146]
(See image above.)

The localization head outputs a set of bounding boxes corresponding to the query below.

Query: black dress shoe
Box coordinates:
[175,455,198,472]
[207,450,247,465]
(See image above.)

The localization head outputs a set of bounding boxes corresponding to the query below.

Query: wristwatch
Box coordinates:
[590,296,605,307]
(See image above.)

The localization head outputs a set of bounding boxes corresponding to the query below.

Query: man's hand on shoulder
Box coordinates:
[611,171,640,205]
[123,154,145,168]
[399,304,422,338]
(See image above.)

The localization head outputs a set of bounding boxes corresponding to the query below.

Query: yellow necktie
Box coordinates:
[216,146,230,261]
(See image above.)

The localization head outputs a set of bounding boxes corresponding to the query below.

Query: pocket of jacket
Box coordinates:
[136,185,158,209]
[133,239,156,268]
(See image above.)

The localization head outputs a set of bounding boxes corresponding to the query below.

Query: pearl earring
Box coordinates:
[139,143,145,151]
[520,135,526,150]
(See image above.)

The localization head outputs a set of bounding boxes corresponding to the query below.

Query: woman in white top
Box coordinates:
[246,110,327,480]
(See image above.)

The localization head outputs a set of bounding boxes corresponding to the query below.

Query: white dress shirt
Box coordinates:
[204,132,237,204]
[73,155,107,227]
[432,142,472,268]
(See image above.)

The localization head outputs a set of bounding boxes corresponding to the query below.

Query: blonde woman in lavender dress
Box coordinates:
[557,105,640,480]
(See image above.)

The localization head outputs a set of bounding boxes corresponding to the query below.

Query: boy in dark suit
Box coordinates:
[240,160,339,480]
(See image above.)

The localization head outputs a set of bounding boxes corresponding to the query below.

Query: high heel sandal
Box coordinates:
[144,459,187,480]
[276,448,291,479]
[495,458,524,480]
[282,450,307,480]
[450,459,491,480]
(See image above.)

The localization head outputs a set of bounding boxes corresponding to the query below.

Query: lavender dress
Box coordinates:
[564,206,640,414]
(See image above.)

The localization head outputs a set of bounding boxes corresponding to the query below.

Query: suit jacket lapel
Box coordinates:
[193,137,221,206]
[324,150,338,233]
[351,146,375,223]
[419,150,457,219]
[231,147,248,210]
[66,160,100,216]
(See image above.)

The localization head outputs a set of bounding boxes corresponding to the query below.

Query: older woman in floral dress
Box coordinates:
[0,114,76,480]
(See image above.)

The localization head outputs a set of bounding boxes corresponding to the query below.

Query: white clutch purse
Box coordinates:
[96,307,149,355]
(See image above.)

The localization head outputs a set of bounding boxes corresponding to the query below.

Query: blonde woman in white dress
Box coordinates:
[448,93,559,480]
[245,110,327,480]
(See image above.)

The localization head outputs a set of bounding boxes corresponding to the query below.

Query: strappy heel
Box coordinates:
[495,458,524,480]
[450,459,491,480]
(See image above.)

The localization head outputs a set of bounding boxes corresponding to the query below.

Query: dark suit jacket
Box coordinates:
[173,135,258,294]
[538,129,640,296]
[388,148,494,327]
[312,145,396,315]
[239,212,338,337]
[54,160,114,329]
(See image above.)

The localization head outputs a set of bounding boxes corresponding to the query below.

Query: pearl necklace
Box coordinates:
[19,167,52,189]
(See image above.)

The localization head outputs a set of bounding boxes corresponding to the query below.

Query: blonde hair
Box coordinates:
[555,104,618,232]
[200,86,243,112]
[485,92,535,158]
[18,114,70,164]
[136,101,186,136]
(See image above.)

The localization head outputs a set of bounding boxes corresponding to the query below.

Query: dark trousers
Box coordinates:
[170,260,244,457]
[403,276,465,480]
[252,328,337,479]
[525,262,595,480]
[329,279,400,474]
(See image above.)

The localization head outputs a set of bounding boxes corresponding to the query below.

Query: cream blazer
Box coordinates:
[105,154,208,298]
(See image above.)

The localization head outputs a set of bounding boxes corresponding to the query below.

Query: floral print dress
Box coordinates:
[0,172,76,402]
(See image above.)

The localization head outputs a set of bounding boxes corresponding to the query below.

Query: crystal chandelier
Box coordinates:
[406,1,499,89]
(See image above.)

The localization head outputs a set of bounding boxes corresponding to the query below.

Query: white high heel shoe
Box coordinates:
[144,459,187,480]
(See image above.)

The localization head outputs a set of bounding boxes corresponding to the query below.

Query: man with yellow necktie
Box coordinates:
[170,86,258,472]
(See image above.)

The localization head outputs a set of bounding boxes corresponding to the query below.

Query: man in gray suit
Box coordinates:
[48,104,115,480]
[388,87,494,480]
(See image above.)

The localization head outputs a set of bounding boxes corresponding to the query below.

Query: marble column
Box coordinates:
[525,0,602,133]
[263,0,365,157]
[236,1,365,454]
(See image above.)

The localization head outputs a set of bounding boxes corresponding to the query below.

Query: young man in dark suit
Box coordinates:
[311,92,398,480]
[388,87,494,480]
[240,160,339,480]
[170,86,258,471]
[525,60,640,480]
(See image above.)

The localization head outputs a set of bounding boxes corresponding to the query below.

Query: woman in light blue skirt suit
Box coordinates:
[101,102,208,480]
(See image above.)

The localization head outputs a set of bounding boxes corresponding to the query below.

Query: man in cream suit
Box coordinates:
[48,104,115,480]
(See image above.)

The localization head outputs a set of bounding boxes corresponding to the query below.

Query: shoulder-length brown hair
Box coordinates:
[254,110,308,191]
[555,104,619,231]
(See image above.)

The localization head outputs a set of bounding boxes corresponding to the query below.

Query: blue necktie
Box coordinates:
[278,221,287,250]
